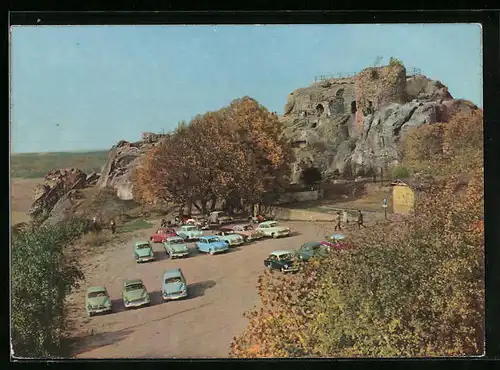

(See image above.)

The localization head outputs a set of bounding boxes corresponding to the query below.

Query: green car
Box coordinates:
[163,236,190,258]
[122,279,151,309]
[295,242,331,262]
[134,241,156,263]
[85,286,112,317]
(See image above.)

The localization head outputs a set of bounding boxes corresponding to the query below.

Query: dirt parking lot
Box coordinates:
[65,219,348,358]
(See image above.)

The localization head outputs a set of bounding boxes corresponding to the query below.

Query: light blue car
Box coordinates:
[195,236,229,255]
[177,225,203,241]
[162,268,188,301]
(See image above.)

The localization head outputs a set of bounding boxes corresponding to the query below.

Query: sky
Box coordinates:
[10,24,482,153]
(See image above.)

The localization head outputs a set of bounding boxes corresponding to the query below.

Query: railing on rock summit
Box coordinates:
[314,72,358,82]
[407,67,422,76]
[314,67,422,83]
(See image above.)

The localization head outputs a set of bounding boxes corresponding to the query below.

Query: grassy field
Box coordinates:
[10,150,109,179]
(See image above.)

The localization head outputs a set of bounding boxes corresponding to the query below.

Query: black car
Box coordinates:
[264,251,299,273]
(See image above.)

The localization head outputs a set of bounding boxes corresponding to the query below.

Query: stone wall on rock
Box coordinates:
[354,64,408,135]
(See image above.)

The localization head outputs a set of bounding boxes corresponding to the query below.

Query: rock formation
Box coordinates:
[29,168,97,224]
[280,63,479,181]
[96,132,168,200]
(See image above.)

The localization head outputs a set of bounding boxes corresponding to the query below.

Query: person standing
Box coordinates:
[357,210,366,229]
[342,210,348,225]
[334,211,342,231]
[110,219,116,234]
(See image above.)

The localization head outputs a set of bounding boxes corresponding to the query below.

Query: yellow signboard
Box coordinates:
[392,186,415,214]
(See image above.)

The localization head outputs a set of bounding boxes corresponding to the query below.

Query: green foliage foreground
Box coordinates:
[11,217,90,358]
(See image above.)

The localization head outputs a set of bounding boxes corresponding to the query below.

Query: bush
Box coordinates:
[11,217,87,357]
[389,56,404,67]
[81,232,111,247]
[392,166,410,179]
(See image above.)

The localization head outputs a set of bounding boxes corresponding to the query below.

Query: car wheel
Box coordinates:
[272,233,277,239]
[150,237,154,242]
[280,267,285,273]
[87,311,93,317]
[209,249,215,255]
[165,251,170,259]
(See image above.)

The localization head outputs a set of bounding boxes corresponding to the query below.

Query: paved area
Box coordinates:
[65,220,345,358]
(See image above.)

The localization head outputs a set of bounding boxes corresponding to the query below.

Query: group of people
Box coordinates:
[91,216,116,234]
[333,209,365,231]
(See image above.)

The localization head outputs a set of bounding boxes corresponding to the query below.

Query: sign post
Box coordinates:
[383,198,388,219]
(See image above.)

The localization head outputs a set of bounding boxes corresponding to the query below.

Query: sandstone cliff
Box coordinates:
[95,132,168,200]
[280,64,478,181]
[29,168,100,224]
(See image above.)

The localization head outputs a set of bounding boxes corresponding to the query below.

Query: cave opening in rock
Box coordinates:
[351,101,357,114]
[316,104,325,116]
[299,167,323,188]
[311,122,318,129]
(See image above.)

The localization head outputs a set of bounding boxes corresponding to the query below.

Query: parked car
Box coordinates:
[220,223,264,242]
[134,241,156,263]
[122,279,151,309]
[256,221,291,238]
[195,235,229,255]
[324,233,352,249]
[177,225,203,241]
[85,286,112,317]
[162,268,188,301]
[163,236,190,258]
[208,211,233,225]
[184,215,210,230]
[150,228,177,243]
[264,250,299,273]
[295,241,332,262]
[215,231,245,247]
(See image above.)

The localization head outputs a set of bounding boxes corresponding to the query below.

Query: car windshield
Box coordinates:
[125,283,144,291]
[88,291,106,298]
[218,212,228,217]
[244,225,253,231]
[136,244,150,249]
[279,254,292,261]
[268,222,278,228]
[165,277,183,284]
[169,238,184,244]
[207,237,219,243]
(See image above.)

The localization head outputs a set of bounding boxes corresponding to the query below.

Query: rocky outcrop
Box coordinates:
[96,133,168,200]
[281,64,479,181]
[29,168,93,223]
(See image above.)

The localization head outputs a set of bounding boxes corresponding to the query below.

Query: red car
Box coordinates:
[150,228,178,243]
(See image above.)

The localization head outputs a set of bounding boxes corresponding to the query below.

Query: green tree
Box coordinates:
[11,217,88,357]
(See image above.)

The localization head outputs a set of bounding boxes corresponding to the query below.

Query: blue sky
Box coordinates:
[10,24,482,153]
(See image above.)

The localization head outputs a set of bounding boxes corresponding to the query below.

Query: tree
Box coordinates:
[11,217,88,357]
[133,97,294,213]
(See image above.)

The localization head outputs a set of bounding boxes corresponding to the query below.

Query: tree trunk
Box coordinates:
[209,195,217,211]
[186,198,193,216]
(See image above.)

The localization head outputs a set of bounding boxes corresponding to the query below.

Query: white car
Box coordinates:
[256,221,291,238]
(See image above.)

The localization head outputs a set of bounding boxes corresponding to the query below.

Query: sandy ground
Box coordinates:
[10,178,44,224]
[64,219,368,359]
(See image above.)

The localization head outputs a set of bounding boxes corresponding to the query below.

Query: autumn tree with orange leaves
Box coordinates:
[133,97,294,214]
[230,109,484,358]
